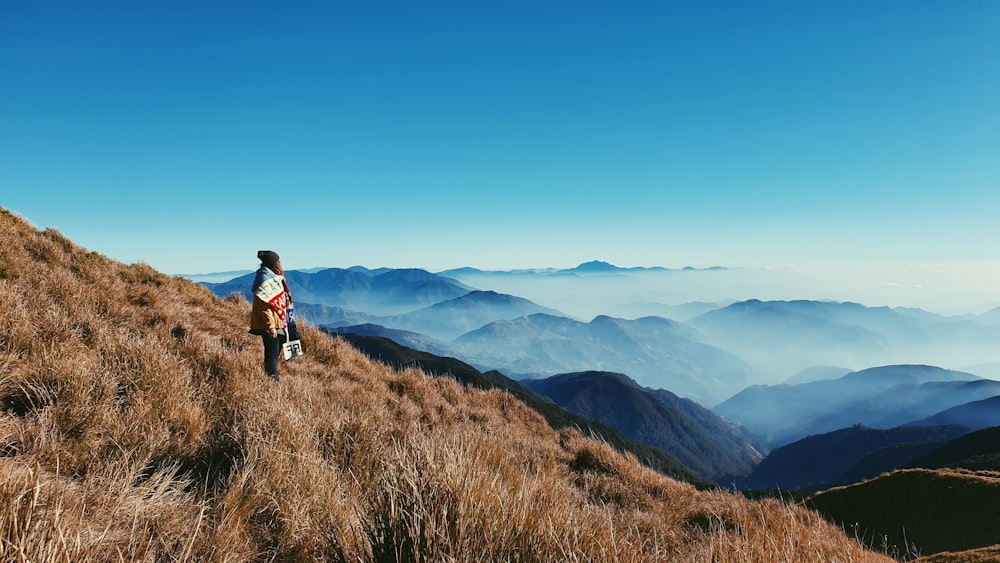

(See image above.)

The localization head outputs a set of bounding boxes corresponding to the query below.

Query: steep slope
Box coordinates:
[0,209,894,561]
[715,365,992,445]
[452,313,758,405]
[330,335,699,483]
[522,371,764,482]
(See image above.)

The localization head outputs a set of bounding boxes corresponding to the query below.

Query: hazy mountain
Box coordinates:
[522,371,764,483]
[345,265,394,276]
[451,313,759,405]
[177,269,254,283]
[293,303,373,327]
[905,395,1000,430]
[304,290,567,341]
[689,299,1000,382]
[739,425,970,491]
[806,379,1000,435]
[376,290,568,340]
[714,365,995,446]
[783,366,851,385]
[438,260,720,278]
[602,300,733,322]
[979,306,1000,324]
[690,300,894,381]
[437,263,736,320]
[569,260,670,274]
[961,361,1000,379]
[202,267,472,315]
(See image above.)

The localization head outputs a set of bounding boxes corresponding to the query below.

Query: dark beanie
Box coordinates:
[257,250,280,268]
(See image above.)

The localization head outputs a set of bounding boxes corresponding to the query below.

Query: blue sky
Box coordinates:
[2,1,998,277]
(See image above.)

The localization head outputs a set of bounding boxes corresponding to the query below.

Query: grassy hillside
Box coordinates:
[332,332,701,483]
[811,469,1000,559]
[523,371,761,483]
[0,208,892,561]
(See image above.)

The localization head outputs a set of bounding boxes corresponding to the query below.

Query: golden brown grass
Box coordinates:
[0,208,894,561]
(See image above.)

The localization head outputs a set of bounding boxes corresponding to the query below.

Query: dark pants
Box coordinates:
[261,333,281,382]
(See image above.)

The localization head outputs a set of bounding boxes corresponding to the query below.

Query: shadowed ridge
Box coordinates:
[811,468,1000,558]
[522,370,764,483]
[0,207,893,562]
[906,426,1000,471]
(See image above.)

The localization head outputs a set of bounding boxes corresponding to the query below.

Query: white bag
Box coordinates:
[282,301,303,360]
[283,338,304,360]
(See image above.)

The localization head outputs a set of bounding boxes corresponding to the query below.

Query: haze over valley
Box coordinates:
[201,261,1000,399]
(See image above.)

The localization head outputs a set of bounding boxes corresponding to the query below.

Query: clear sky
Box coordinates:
[2,1,999,278]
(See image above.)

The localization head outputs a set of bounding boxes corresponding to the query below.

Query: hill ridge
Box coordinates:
[0,208,893,562]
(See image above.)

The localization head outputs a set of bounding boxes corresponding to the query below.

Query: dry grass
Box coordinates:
[0,208,894,561]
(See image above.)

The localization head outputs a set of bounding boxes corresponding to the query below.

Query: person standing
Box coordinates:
[249,250,291,381]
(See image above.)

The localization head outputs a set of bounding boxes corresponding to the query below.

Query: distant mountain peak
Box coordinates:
[846,364,980,384]
[575,260,619,272]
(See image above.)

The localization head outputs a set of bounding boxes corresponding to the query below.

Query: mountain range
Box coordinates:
[448,313,757,405]
[734,406,1000,491]
[198,265,1000,446]
[521,371,763,482]
[325,334,767,485]
[200,266,1000,407]
[334,333,712,485]
[331,313,758,406]
[907,395,1000,429]
[203,267,473,316]
[689,299,1000,382]
[437,260,725,277]
[330,332,701,482]
[715,365,1000,446]
[327,321,1000,495]
[321,290,567,341]
[739,424,972,491]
